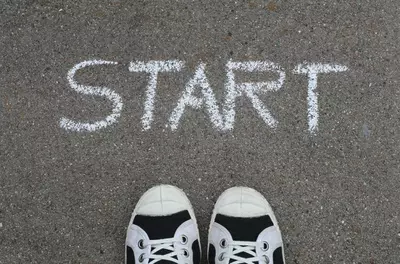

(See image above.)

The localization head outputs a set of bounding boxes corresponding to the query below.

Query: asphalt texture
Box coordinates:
[1,0,400,263]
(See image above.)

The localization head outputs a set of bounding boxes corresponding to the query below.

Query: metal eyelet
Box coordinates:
[219,239,227,248]
[261,241,269,251]
[139,253,145,263]
[182,249,190,258]
[181,235,188,245]
[218,253,225,261]
[138,239,145,249]
[264,255,270,264]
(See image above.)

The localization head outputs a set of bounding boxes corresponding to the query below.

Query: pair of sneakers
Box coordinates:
[125,185,285,264]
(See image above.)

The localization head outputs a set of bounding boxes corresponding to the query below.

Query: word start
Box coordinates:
[60,59,348,135]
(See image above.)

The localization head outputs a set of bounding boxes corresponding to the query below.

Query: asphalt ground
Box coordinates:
[0,0,399,263]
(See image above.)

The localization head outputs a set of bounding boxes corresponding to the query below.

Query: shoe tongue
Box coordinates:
[229,248,257,264]
[149,249,178,264]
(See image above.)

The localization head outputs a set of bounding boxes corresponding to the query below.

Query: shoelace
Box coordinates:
[139,238,184,264]
[223,241,268,264]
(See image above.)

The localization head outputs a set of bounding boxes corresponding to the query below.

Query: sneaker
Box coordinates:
[208,187,285,264]
[125,185,201,264]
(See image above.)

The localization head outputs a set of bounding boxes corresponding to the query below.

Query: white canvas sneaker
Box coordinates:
[125,185,201,264]
[208,187,285,264]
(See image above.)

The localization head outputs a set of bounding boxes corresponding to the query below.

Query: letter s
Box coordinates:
[60,60,122,132]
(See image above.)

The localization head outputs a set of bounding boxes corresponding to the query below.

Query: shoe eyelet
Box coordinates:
[139,253,145,262]
[181,235,188,245]
[261,241,269,251]
[219,239,227,248]
[138,239,145,249]
[264,255,270,264]
[218,253,225,261]
[182,249,190,258]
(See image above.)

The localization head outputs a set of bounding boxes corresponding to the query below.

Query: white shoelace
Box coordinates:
[141,238,183,264]
[224,241,267,264]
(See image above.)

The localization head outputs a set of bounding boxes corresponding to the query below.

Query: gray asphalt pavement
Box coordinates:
[1,0,400,263]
